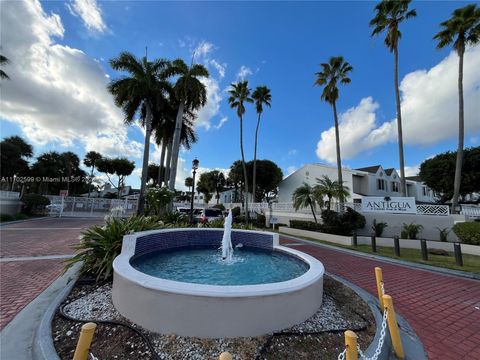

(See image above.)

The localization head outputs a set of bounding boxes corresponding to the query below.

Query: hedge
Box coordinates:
[452,222,480,245]
[290,220,323,232]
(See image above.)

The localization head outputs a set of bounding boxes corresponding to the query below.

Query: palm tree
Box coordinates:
[314,56,352,203]
[314,175,350,210]
[0,54,10,80]
[108,52,170,213]
[370,0,417,196]
[433,4,480,213]
[292,183,319,223]
[83,151,102,197]
[185,177,193,193]
[168,59,209,191]
[228,81,253,223]
[251,86,272,203]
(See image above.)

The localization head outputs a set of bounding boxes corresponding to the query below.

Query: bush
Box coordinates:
[146,186,175,215]
[22,194,50,214]
[202,218,224,228]
[452,222,480,245]
[254,213,266,228]
[0,214,14,222]
[234,215,246,224]
[231,206,241,218]
[372,219,388,237]
[212,204,225,211]
[321,208,366,236]
[401,223,423,239]
[160,211,189,225]
[290,220,323,232]
[66,216,164,282]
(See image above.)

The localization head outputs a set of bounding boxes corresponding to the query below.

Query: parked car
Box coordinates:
[176,207,202,217]
[196,208,224,223]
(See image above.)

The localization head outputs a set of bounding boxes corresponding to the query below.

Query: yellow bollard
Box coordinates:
[219,352,233,360]
[344,330,358,360]
[73,322,97,360]
[382,295,404,359]
[375,267,384,310]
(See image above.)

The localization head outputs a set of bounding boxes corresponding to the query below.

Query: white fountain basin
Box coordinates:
[112,228,324,338]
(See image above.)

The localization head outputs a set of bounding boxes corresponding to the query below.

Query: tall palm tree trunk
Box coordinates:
[138,104,153,214]
[164,140,173,187]
[239,116,249,223]
[452,46,465,214]
[252,113,261,203]
[158,140,167,186]
[394,46,407,197]
[309,200,318,223]
[168,102,185,191]
[332,101,344,203]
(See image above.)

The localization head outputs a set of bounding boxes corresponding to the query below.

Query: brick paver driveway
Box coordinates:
[281,237,480,360]
[0,217,103,329]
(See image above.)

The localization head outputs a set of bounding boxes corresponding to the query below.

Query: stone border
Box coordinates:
[32,263,82,360]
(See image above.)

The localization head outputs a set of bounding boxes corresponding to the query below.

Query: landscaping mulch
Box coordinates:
[52,276,375,360]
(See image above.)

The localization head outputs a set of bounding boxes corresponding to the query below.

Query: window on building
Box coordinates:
[377,179,387,191]
[422,186,429,197]
[391,182,399,192]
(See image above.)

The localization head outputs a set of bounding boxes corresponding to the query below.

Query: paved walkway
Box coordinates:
[0,217,103,329]
[280,237,480,360]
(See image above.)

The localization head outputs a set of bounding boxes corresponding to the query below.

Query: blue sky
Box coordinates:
[1,0,479,190]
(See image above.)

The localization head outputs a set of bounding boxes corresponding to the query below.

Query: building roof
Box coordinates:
[384,168,395,176]
[406,175,422,182]
[355,165,381,174]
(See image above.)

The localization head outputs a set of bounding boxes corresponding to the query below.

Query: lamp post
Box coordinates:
[190,158,199,225]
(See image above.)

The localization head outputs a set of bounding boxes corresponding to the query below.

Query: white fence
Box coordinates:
[461,205,480,218]
[46,196,138,218]
[0,191,20,199]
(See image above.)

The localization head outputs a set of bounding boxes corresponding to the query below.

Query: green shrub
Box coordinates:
[21,194,50,214]
[436,227,450,242]
[290,220,323,232]
[401,223,423,239]
[160,211,189,225]
[234,215,246,224]
[254,213,266,228]
[321,208,366,236]
[0,214,15,222]
[66,216,164,282]
[231,206,241,218]
[146,186,175,215]
[200,218,225,228]
[14,213,29,220]
[452,222,480,245]
[212,204,225,211]
[372,219,388,237]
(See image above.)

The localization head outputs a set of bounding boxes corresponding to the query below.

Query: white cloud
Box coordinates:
[209,59,226,78]
[174,157,230,191]
[0,0,140,159]
[214,117,228,130]
[66,0,107,33]
[316,47,480,163]
[403,165,420,177]
[316,97,393,163]
[288,149,298,156]
[237,65,252,80]
[194,41,214,58]
[194,77,222,130]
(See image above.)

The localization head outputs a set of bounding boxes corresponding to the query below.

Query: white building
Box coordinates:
[277,164,436,203]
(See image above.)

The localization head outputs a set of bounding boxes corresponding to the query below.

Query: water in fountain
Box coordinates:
[221,210,234,261]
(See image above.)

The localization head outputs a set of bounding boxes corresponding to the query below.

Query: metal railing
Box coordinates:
[460,204,480,217]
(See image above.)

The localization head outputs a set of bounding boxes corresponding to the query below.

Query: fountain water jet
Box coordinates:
[221,210,234,261]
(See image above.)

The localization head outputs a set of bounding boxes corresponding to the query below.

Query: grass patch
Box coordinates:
[285,233,480,274]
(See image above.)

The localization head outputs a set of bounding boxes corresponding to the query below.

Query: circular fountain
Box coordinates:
[112,213,324,338]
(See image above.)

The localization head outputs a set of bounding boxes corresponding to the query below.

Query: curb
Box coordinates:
[280,233,480,280]
[0,216,51,227]
[329,273,427,360]
[32,263,82,360]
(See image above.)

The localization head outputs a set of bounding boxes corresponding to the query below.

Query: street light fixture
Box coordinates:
[190,158,199,225]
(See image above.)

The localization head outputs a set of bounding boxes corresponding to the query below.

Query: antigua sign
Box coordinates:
[361,197,417,214]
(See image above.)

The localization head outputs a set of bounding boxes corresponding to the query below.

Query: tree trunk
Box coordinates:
[87,165,94,198]
[137,103,153,214]
[332,101,344,203]
[309,200,318,224]
[158,140,167,186]
[252,113,261,203]
[168,102,185,191]
[452,46,465,214]
[164,140,173,188]
[394,46,407,197]
[239,115,249,223]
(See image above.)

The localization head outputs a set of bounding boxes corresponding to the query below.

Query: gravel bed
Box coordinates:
[60,282,368,360]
